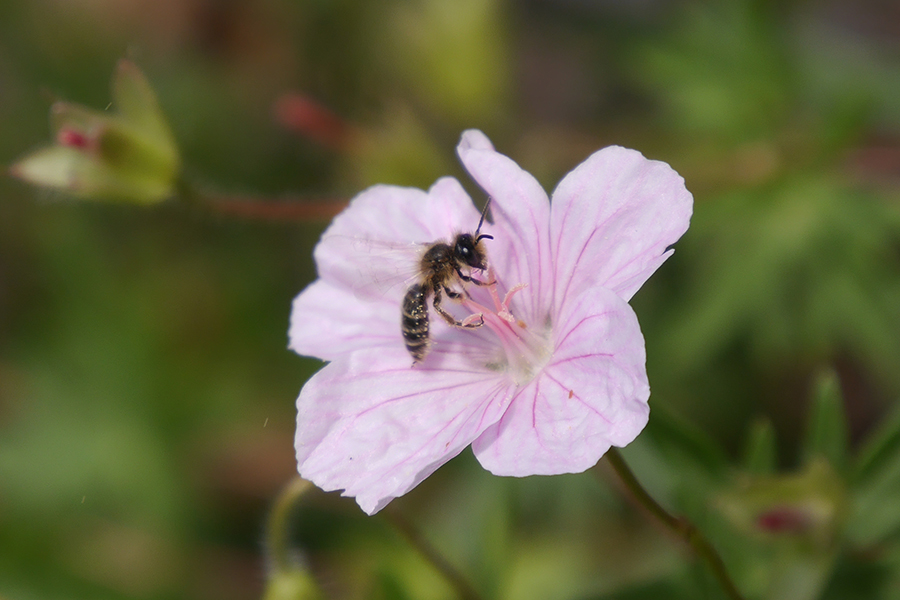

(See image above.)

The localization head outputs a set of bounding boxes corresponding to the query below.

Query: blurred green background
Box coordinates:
[2,0,900,599]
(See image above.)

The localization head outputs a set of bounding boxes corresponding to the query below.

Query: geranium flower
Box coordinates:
[290,130,692,514]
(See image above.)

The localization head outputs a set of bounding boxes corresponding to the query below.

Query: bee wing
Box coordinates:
[316,233,428,301]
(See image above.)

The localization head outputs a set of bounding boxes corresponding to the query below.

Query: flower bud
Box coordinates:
[718,459,847,547]
[10,60,180,205]
[262,569,324,600]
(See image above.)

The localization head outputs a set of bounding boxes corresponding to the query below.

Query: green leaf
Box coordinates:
[846,449,900,546]
[800,370,848,473]
[645,404,730,480]
[853,404,900,485]
[112,59,178,153]
[743,417,778,476]
[846,406,900,545]
[623,405,730,516]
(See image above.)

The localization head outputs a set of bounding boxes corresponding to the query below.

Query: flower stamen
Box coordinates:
[483,267,527,324]
[464,275,549,385]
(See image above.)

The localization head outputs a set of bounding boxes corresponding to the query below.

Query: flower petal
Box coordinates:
[289,280,398,361]
[472,285,649,476]
[456,130,553,325]
[296,348,515,514]
[550,146,692,308]
[315,177,484,302]
[289,278,501,364]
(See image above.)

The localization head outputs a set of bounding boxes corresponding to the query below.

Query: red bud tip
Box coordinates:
[755,506,811,533]
[57,128,91,149]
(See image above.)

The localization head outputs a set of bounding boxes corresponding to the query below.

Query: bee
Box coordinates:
[402,201,493,363]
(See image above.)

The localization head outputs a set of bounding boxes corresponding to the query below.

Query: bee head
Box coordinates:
[454,232,492,271]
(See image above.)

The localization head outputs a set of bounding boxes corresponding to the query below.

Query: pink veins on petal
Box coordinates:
[289,129,693,514]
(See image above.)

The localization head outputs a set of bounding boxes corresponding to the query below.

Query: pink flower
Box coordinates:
[289,130,692,514]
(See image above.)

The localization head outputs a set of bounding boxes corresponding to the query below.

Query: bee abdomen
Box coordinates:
[402,283,430,362]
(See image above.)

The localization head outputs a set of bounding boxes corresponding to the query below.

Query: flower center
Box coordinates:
[464,271,552,385]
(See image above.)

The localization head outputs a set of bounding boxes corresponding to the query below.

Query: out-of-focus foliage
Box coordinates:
[2,0,900,599]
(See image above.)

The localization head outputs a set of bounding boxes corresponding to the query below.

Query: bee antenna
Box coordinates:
[476,233,493,242]
[474,197,492,237]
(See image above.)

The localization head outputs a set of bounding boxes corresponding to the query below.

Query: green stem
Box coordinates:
[176,176,346,222]
[604,448,745,600]
[382,507,485,600]
[265,477,313,573]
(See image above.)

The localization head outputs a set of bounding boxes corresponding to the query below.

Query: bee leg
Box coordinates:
[443,284,477,302]
[455,268,494,287]
[459,313,484,327]
[433,284,483,328]
[443,285,480,304]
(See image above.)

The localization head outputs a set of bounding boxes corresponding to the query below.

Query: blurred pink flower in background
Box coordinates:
[289,129,692,514]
